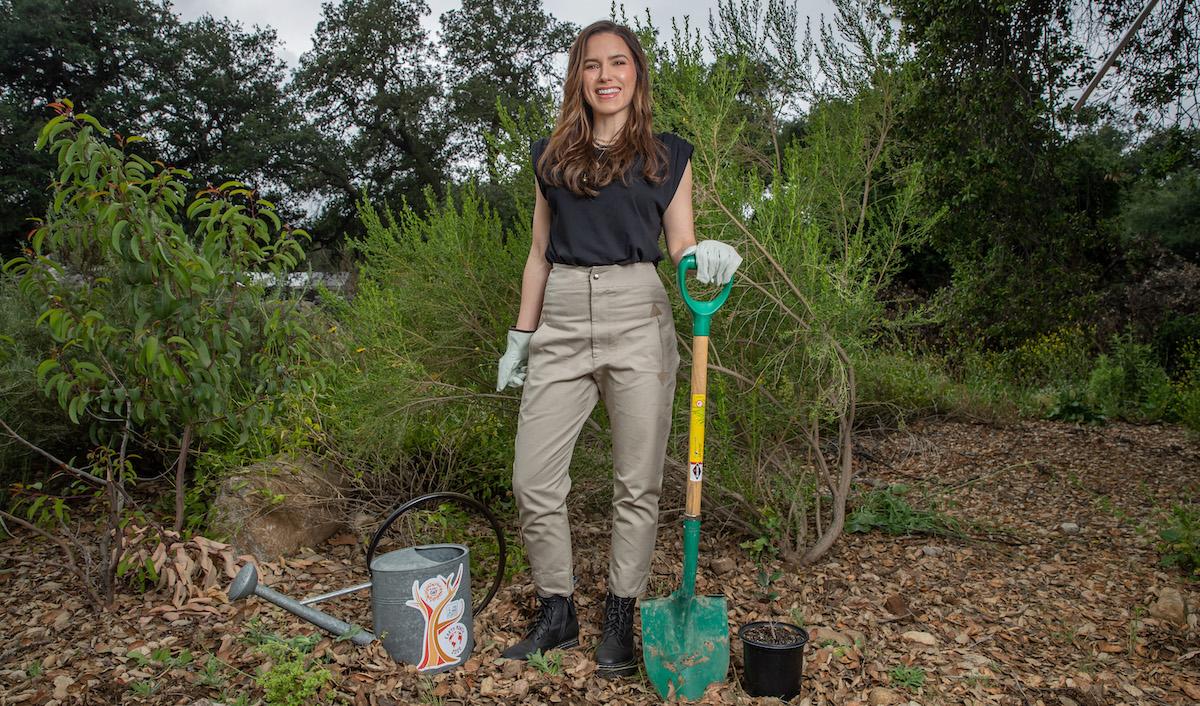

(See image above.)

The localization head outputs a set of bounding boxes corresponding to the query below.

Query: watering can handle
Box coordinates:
[366,491,506,617]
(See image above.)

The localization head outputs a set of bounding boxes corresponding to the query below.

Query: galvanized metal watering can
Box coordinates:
[227,492,506,674]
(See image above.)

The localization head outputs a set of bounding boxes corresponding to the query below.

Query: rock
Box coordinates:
[901,630,938,646]
[884,594,910,616]
[1060,522,1080,534]
[868,687,903,705]
[1149,587,1187,626]
[209,453,350,561]
[710,556,737,575]
[921,545,943,557]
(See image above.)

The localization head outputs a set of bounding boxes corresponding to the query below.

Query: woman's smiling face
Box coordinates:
[581,32,637,122]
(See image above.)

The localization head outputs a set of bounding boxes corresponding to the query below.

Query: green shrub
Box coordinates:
[1087,333,1173,422]
[1153,313,1200,376]
[1172,341,1200,433]
[1007,324,1094,389]
[855,352,956,422]
[3,103,321,534]
[1045,387,1106,424]
[256,654,331,706]
[241,619,334,705]
[314,186,529,503]
[1157,504,1200,580]
[0,272,84,496]
[254,640,332,706]
[846,484,965,537]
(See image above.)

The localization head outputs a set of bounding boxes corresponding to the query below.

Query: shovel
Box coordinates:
[641,253,733,701]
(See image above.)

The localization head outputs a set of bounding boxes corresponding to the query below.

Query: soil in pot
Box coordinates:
[742,621,807,646]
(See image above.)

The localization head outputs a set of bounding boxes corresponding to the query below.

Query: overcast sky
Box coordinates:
[171,0,836,68]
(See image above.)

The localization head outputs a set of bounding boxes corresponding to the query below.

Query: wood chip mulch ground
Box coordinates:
[1,420,1197,705]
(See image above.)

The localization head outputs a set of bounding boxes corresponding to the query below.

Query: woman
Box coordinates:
[494,20,741,676]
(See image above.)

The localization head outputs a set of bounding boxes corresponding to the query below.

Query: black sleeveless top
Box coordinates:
[531,132,694,266]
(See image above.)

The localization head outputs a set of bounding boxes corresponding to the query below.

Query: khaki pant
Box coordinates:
[514,262,679,598]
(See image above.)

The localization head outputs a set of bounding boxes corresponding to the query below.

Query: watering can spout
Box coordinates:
[226,564,377,645]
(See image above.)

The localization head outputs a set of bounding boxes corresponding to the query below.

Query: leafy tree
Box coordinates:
[1080,0,1199,129]
[438,0,575,177]
[1,2,322,257]
[890,0,1116,345]
[3,103,316,533]
[147,16,310,199]
[703,0,810,170]
[0,0,176,257]
[292,0,450,246]
[1119,126,1200,260]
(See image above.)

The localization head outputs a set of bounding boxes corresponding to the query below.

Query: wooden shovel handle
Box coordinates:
[685,335,709,518]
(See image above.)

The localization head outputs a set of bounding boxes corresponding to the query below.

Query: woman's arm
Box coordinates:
[514,182,553,330]
[663,159,697,265]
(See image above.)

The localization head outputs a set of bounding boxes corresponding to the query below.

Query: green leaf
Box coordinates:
[100,202,120,226]
[195,339,211,368]
[144,337,159,367]
[111,220,129,252]
[36,359,60,385]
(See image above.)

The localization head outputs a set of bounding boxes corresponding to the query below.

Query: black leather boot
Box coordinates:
[595,592,637,677]
[501,593,580,660]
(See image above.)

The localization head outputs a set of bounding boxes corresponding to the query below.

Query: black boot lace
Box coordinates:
[602,595,635,640]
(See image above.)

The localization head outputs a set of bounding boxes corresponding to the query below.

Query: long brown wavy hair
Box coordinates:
[536,21,668,198]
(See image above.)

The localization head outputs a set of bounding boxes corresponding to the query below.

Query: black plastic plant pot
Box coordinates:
[739,620,808,699]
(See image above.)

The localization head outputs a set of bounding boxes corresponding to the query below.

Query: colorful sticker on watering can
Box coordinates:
[405,563,468,671]
[689,394,706,463]
[689,462,703,481]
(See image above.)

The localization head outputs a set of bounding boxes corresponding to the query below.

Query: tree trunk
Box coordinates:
[799,344,857,565]
[174,423,192,534]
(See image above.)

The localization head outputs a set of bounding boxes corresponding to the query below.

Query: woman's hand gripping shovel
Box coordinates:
[641,253,733,700]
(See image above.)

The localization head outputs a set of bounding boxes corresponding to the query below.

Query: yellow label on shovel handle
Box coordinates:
[689,394,705,464]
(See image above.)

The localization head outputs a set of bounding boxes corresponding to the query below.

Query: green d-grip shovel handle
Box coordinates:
[676,253,734,335]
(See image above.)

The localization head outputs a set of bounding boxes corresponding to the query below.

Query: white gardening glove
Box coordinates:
[496,329,534,391]
[681,240,742,284]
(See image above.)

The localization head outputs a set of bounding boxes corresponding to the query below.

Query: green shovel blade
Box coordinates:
[641,592,729,700]
[641,518,729,700]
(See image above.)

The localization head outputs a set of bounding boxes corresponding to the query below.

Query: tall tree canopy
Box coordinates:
[0,0,312,257]
[292,0,449,241]
[0,0,175,254]
[438,0,575,177]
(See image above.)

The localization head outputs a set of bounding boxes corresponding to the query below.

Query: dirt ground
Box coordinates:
[1,420,1197,705]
